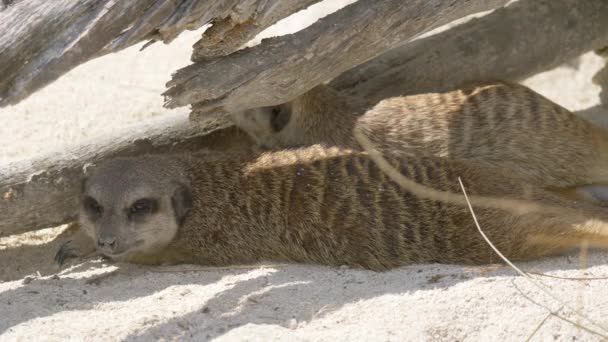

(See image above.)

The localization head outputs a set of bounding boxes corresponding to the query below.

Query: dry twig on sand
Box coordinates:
[354,124,608,338]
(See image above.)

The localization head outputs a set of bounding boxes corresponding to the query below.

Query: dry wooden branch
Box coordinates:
[192,0,323,60]
[592,53,608,106]
[330,0,608,103]
[0,0,317,107]
[163,0,510,117]
[0,116,256,237]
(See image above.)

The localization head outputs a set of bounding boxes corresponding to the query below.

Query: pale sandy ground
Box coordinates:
[2,2,608,341]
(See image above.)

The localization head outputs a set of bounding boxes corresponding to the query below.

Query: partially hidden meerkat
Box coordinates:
[57,146,608,271]
[230,82,608,199]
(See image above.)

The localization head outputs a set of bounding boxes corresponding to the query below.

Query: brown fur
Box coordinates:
[230,85,366,148]
[233,83,608,190]
[76,146,608,271]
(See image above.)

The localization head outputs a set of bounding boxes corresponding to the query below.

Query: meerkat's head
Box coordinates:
[230,103,292,148]
[230,84,363,149]
[80,155,192,260]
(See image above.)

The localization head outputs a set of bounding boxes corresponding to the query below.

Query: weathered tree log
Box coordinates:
[330,0,608,103]
[163,0,510,116]
[593,50,608,106]
[0,0,318,107]
[0,115,256,237]
[191,0,323,61]
[596,67,608,106]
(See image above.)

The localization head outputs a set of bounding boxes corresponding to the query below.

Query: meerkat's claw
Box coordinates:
[55,240,80,266]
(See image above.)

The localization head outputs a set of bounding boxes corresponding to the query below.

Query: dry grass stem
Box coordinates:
[353,124,608,336]
[459,178,608,337]
[353,126,595,220]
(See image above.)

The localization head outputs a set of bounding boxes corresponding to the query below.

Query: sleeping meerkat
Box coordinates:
[58,146,608,270]
[231,83,608,194]
[230,85,367,149]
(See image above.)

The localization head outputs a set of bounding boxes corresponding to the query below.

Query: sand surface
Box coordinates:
[2,2,608,341]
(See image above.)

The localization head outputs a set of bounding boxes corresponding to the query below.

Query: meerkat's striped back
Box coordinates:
[359,83,608,188]
[165,146,608,270]
[233,83,608,192]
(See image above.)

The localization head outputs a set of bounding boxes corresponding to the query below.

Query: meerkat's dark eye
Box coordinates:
[128,198,158,219]
[269,105,291,132]
[270,107,282,119]
[83,196,103,218]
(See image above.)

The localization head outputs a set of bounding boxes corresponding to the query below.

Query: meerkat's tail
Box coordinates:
[353,125,608,247]
[354,126,564,216]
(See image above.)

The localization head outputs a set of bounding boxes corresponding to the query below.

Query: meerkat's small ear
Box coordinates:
[171,183,192,225]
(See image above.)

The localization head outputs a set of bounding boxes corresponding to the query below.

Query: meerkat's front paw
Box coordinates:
[54,240,81,266]
[53,226,97,266]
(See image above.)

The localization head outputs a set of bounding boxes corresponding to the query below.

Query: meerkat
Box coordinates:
[57,145,608,271]
[230,85,368,149]
[230,83,608,197]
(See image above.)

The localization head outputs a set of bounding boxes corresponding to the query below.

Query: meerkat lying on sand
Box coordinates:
[56,146,608,270]
[231,82,608,199]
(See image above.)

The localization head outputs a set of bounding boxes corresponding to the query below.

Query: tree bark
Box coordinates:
[191,0,323,61]
[163,0,510,117]
[0,115,256,237]
[0,0,318,107]
[593,51,608,106]
[330,0,608,103]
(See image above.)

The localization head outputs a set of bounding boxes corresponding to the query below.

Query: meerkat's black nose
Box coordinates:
[97,237,117,252]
